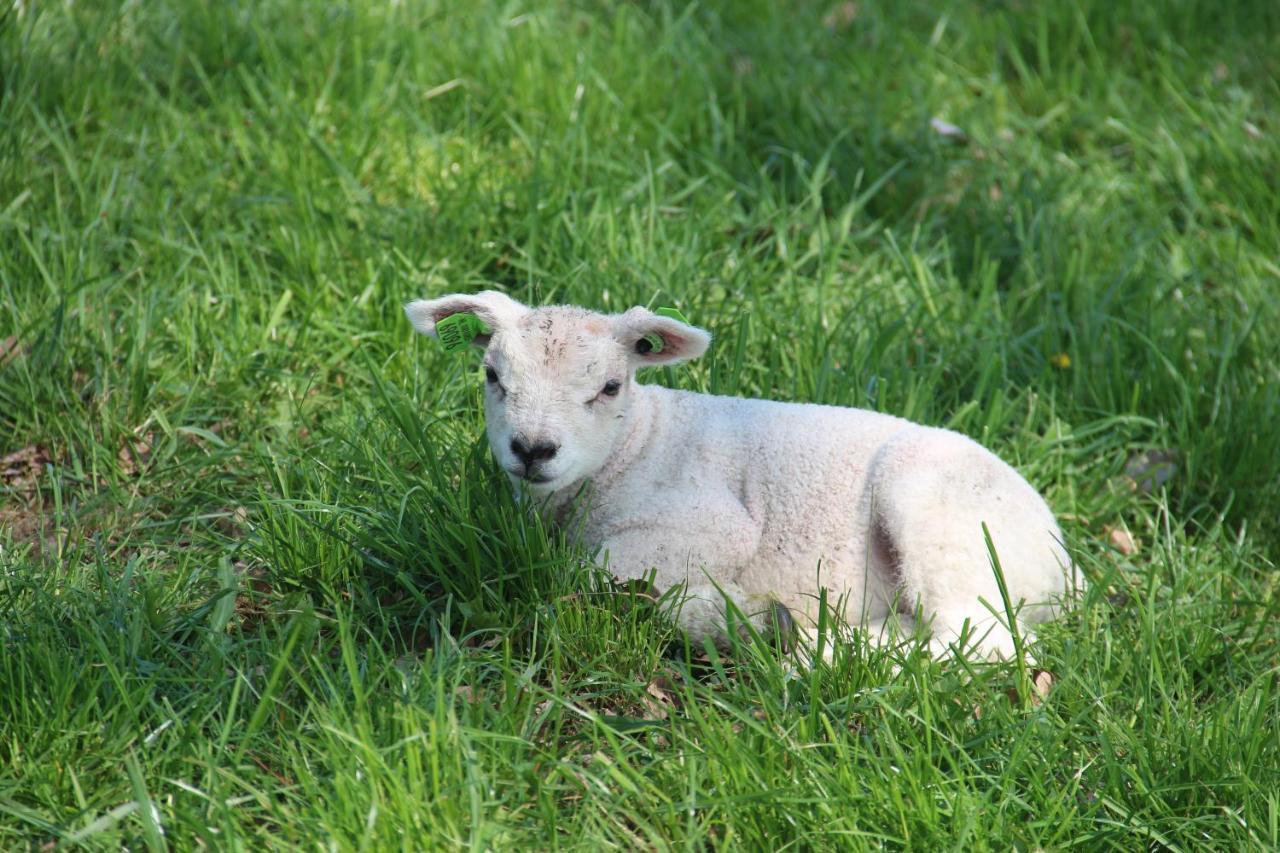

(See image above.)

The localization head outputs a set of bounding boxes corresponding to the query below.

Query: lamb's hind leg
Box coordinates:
[867,429,1072,660]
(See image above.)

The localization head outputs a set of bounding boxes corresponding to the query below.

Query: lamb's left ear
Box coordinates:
[613,307,711,366]
[404,290,527,348]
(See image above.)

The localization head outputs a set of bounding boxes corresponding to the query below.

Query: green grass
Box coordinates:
[2,0,1279,847]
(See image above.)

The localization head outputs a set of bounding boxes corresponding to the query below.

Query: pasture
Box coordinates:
[2,0,1278,847]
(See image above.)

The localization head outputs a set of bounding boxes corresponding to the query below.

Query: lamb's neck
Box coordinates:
[597,381,663,487]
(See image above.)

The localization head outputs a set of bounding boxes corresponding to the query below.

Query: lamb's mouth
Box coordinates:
[507,466,555,485]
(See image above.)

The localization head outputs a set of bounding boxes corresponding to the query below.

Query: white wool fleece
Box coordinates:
[406,292,1078,659]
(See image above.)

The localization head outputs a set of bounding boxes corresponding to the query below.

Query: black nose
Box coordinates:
[510,437,558,467]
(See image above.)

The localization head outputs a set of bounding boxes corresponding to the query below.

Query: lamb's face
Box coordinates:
[481,308,636,492]
[405,291,711,495]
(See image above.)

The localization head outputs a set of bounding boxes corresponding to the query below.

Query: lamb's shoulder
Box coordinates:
[589,454,755,544]
[579,387,761,548]
[581,459,763,581]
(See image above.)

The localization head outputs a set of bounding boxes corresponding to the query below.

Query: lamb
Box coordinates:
[406,291,1078,659]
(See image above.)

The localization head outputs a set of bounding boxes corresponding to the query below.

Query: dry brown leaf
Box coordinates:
[454,685,477,703]
[823,2,859,31]
[217,506,250,539]
[0,504,52,549]
[1104,524,1138,555]
[0,335,20,367]
[118,431,154,477]
[1031,670,1055,705]
[1,444,50,492]
[2,444,48,474]
[1004,669,1056,708]
[640,679,673,721]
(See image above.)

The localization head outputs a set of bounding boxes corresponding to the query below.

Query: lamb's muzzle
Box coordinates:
[509,436,559,481]
[406,291,1080,660]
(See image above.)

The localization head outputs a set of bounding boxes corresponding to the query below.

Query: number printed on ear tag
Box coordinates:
[436,313,490,353]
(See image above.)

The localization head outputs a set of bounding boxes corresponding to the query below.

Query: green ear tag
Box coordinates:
[655,306,689,324]
[640,306,689,354]
[435,313,491,353]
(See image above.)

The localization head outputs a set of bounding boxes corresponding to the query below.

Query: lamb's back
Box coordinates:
[650,387,913,518]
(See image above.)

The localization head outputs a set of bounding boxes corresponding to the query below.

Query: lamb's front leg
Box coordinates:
[678,582,797,652]
[598,525,792,651]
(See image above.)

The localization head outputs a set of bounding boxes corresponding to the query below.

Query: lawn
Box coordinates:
[2,0,1278,848]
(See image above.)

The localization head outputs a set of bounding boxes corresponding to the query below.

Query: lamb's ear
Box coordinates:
[404,290,527,348]
[613,307,711,366]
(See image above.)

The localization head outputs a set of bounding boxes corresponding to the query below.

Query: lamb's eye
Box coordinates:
[484,366,499,385]
[601,379,621,397]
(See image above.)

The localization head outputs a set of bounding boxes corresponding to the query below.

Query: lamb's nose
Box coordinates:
[510,437,558,466]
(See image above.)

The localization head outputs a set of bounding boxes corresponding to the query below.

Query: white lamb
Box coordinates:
[406,291,1077,659]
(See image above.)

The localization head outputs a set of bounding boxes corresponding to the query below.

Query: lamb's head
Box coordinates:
[406,291,710,492]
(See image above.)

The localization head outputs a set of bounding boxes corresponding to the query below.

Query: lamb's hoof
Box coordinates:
[611,578,660,596]
[612,577,659,608]
[736,600,797,654]
[770,601,797,654]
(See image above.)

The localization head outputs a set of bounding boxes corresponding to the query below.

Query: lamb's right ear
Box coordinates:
[404,290,527,348]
